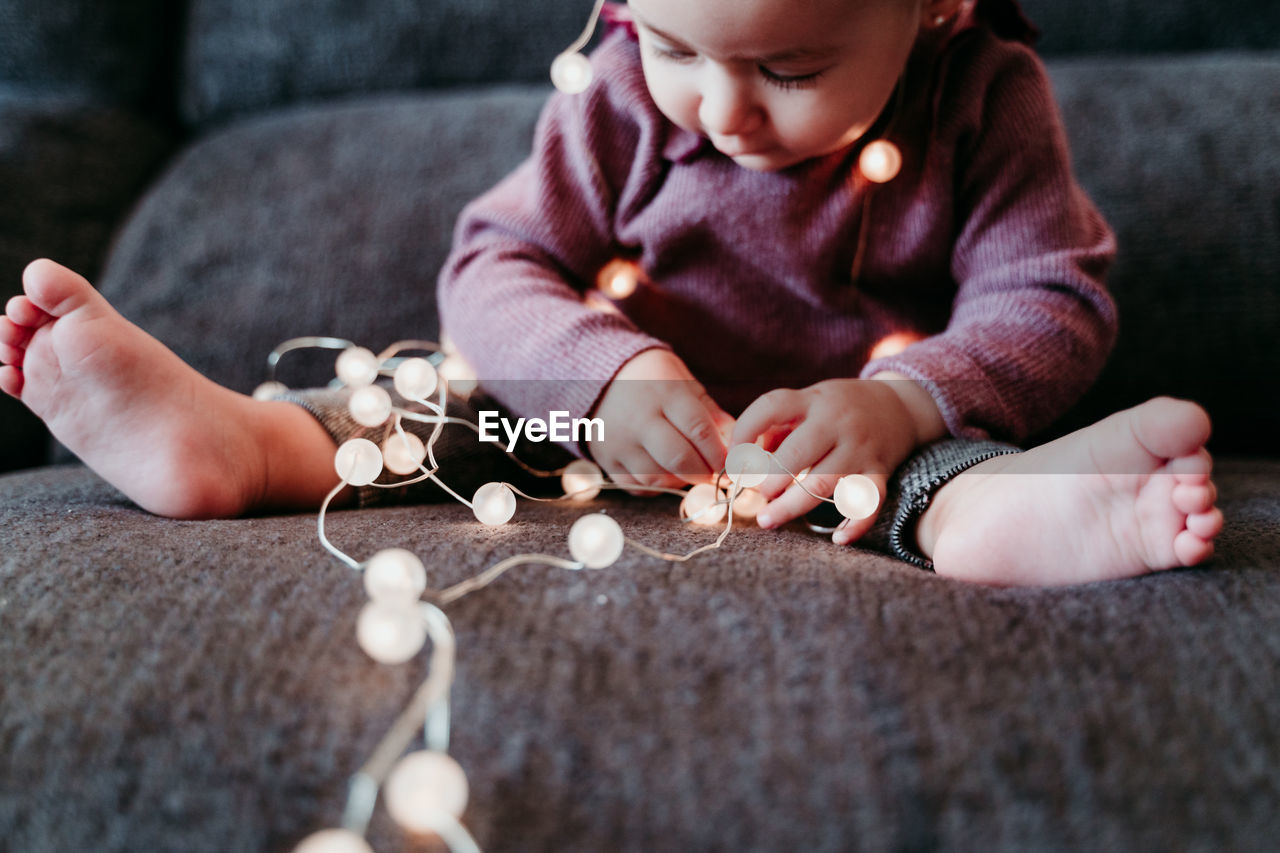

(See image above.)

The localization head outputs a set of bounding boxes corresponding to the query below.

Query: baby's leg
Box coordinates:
[909,398,1223,586]
[0,260,343,518]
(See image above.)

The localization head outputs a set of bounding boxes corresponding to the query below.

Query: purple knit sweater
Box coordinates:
[438,1,1117,444]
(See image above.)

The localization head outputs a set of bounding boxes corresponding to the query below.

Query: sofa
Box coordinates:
[2,1,1278,850]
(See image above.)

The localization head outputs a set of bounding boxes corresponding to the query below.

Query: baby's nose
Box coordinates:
[698,73,764,138]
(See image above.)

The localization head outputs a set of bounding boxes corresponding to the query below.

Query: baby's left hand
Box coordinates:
[731,378,921,543]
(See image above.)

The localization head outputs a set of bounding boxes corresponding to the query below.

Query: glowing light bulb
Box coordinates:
[364,548,427,602]
[334,438,384,486]
[385,750,470,836]
[292,828,375,853]
[561,459,605,501]
[393,357,438,400]
[348,385,393,427]
[551,51,592,94]
[472,482,516,525]
[729,487,767,521]
[834,474,880,521]
[356,600,427,664]
[859,139,902,183]
[869,331,922,360]
[596,259,639,299]
[252,380,288,401]
[438,356,477,397]
[382,431,426,475]
[725,443,772,489]
[680,483,727,525]
[336,346,380,388]
[568,513,625,569]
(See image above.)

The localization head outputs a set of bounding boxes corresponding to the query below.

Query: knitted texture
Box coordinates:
[438,5,1117,445]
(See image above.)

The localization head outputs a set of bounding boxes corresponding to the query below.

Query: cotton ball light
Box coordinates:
[356,600,427,664]
[833,474,880,521]
[335,346,380,388]
[551,51,592,94]
[252,380,289,401]
[859,140,902,184]
[596,259,639,299]
[725,443,772,489]
[382,431,426,475]
[334,438,383,486]
[561,459,605,501]
[348,385,393,427]
[680,483,727,525]
[729,487,767,521]
[364,548,427,603]
[438,356,477,397]
[568,513,625,569]
[393,357,438,400]
[292,828,374,853]
[385,750,470,836]
[472,482,516,526]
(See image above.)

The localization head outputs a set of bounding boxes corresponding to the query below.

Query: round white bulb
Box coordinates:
[335,346,380,388]
[252,380,289,401]
[438,356,477,396]
[382,431,427,475]
[385,750,470,836]
[551,51,593,94]
[292,828,375,853]
[859,139,902,184]
[568,513,625,569]
[729,487,767,521]
[334,438,383,486]
[725,443,772,489]
[680,483,728,525]
[561,459,605,501]
[364,548,427,603]
[349,385,393,427]
[472,482,516,526]
[356,600,427,664]
[393,357,438,400]
[833,473,881,520]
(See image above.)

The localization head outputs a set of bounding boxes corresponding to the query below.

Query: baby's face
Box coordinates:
[629,0,925,172]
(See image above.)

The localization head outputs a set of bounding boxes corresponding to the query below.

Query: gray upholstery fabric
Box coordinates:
[1020,0,1280,55]
[1040,56,1280,452]
[98,89,544,398]
[179,0,603,128]
[0,98,175,472]
[0,0,178,109]
[2,459,1277,851]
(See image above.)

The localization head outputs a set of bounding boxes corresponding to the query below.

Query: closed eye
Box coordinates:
[759,66,827,90]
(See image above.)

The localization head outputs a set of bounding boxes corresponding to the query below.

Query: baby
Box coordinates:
[0,0,1222,586]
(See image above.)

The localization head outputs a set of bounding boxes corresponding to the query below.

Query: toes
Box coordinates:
[0,364,23,398]
[1173,529,1215,566]
[22,258,104,318]
[5,294,51,328]
[1172,481,1217,514]
[1130,397,1212,461]
[1185,507,1224,540]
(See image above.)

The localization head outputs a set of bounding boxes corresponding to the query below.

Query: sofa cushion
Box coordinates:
[1039,55,1280,453]
[1021,0,1280,55]
[97,88,544,397]
[1,459,1277,850]
[179,0,601,128]
[0,0,178,110]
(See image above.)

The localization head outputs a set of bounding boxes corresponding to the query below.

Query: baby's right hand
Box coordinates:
[589,349,734,495]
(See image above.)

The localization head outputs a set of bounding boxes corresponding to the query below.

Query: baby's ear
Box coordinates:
[921,0,966,28]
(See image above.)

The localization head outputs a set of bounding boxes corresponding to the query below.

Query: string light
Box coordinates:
[471,481,516,526]
[567,513,625,568]
[550,0,606,94]
[292,829,375,853]
[381,431,427,475]
[596,259,640,299]
[349,385,393,427]
[834,474,880,521]
[561,458,605,501]
[393,357,439,400]
[334,438,383,486]
[363,548,428,602]
[384,750,470,836]
[336,347,380,388]
[858,140,902,183]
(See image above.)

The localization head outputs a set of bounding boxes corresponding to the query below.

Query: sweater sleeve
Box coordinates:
[860,39,1118,443]
[437,35,671,428]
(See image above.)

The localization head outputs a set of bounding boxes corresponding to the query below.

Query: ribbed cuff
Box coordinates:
[865,438,1023,570]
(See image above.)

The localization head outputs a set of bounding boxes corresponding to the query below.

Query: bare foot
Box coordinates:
[0,259,341,518]
[914,397,1223,586]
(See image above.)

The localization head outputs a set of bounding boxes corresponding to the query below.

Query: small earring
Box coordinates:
[932,14,948,26]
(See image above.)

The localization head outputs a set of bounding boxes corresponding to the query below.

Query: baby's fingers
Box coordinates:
[732,388,805,446]
[663,387,729,475]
